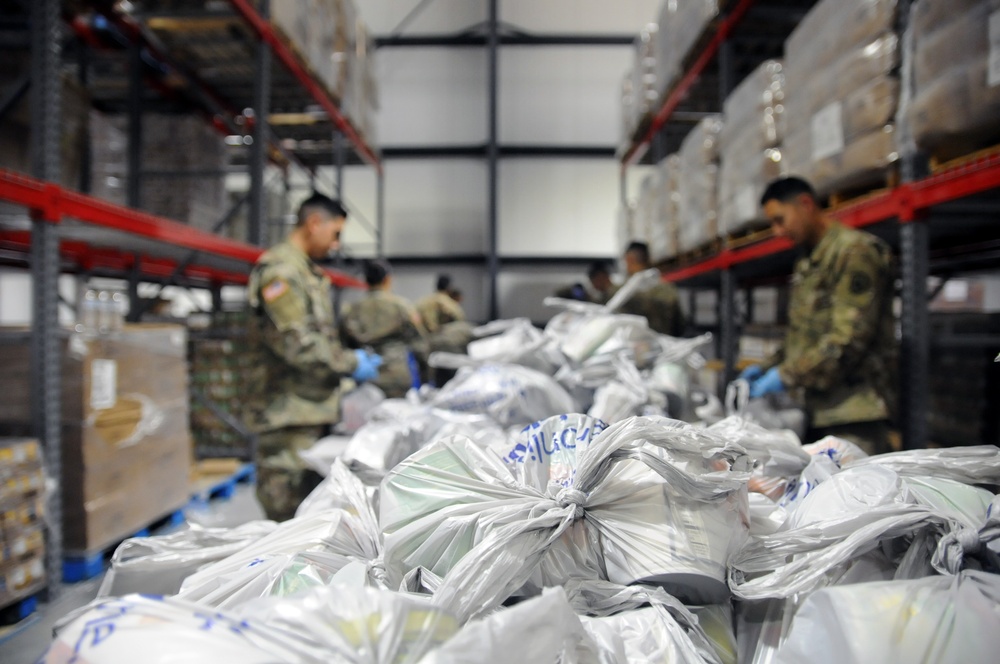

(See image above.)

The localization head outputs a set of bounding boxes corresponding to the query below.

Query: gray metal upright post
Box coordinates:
[127,39,143,209]
[30,0,64,594]
[334,130,345,198]
[486,0,499,320]
[376,170,385,258]
[719,270,738,388]
[249,0,271,247]
[900,220,929,449]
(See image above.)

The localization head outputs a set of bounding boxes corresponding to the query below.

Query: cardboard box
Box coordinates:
[0,551,45,608]
[0,325,193,553]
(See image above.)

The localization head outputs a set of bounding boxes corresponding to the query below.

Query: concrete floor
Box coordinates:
[0,484,265,663]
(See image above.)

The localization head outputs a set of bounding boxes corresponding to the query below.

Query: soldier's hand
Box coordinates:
[749,366,784,399]
[352,349,383,382]
[738,364,763,382]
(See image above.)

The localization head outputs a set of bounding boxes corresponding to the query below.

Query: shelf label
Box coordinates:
[90,359,117,411]
[811,102,845,162]
[990,10,1000,88]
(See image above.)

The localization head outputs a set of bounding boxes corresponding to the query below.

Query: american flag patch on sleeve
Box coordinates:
[262,279,289,302]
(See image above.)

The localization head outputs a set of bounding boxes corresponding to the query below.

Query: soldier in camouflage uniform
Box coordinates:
[340,259,429,398]
[247,193,382,520]
[613,241,685,337]
[416,274,466,335]
[744,177,897,455]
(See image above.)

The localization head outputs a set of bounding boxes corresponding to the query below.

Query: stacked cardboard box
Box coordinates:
[0,325,192,554]
[905,0,1000,161]
[654,0,721,98]
[718,60,786,237]
[782,0,900,196]
[0,438,46,609]
[189,311,265,460]
[677,116,724,253]
[0,58,90,195]
[271,0,377,144]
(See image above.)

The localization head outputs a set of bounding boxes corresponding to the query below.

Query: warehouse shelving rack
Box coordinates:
[0,0,376,599]
[618,0,1000,451]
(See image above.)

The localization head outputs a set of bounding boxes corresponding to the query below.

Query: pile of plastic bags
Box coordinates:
[41,291,1000,663]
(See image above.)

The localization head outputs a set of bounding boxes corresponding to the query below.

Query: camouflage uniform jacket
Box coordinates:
[247,241,358,432]
[765,223,897,428]
[340,289,429,397]
[415,291,465,334]
[617,280,685,337]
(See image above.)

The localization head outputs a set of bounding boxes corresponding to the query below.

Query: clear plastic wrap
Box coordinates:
[381,415,752,621]
[677,116,723,252]
[631,24,661,127]
[782,124,897,196]
[719,60,785,152]
[650,154,680,262]
[905,0,1000,158]
[717,137,784,236]
[773,571,1000,664]
[654,0,721,96]
[785,0,899,76]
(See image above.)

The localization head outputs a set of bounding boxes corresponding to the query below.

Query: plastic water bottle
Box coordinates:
[111,292,126,331]
[79,289,99,334]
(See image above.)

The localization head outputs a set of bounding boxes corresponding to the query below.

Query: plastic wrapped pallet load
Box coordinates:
[650,154,680,262]
[782,0,900,195]
[654,0,721,98]
[676,116,723,253]
[717,60,786,236]
[381,414,752,622]
[904,0,1000,160]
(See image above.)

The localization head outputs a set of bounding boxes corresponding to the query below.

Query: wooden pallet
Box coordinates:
[676,238,722,265]
[826,167,899,209]
[189,460,257,504]
[929,143,1000,174]
[725,222,772,250]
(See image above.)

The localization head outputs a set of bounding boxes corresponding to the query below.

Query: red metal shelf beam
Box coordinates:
[227,0,382,173]
[663,153,1000,282]
[621,0,756,167]
[0,169,367,289]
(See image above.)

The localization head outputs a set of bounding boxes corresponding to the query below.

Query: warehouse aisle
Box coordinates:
[0,484,265,663]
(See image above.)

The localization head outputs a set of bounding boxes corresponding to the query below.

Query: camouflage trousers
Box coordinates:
[808,419,896,456]
[255,425,325,522]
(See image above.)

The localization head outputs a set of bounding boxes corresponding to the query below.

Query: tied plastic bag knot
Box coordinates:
[366,558,390,587]
[556,487,588,520]
[936,527,983,574]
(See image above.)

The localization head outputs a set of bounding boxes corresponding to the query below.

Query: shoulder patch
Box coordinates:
[850,271,872,295]
[262,279,290,303]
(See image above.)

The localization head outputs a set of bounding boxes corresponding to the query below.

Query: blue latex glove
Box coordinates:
[352,349,383,382]
[749,366,785,398]
[738,364,763,382]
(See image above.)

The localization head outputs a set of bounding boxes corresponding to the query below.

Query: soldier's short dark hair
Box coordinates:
[436,274,452,292]
[364,259,391,286]
[625,241,650,265]
[760,177,818,206]
[587,260,612,280]
[297,192,348,226]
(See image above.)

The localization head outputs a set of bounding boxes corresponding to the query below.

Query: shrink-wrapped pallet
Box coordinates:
[718,60,786,236]
[677,116,723,253]
[783,0,900,195]
[650,155,680,263]
[654,0,721,97]
[630,25,660,138]
[904,0,1000,160]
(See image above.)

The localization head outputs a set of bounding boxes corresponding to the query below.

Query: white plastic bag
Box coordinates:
[338,383,387,434]
[587,354,649,424]
[299,435,353,476]
[845,445,1000,484]
[41,594,303,664]
[429,363,577,427]
[98,521,277,598]
[566,580,726,664]
[381,415,752,621]
[774,571,1000,664]
[178,501,384,609]
[730,466,995,600]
